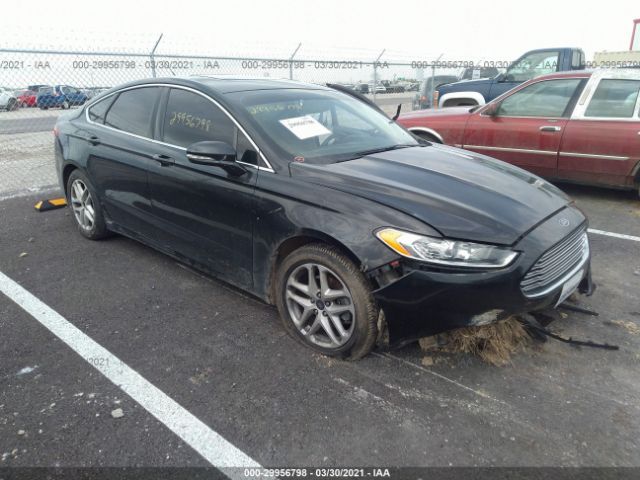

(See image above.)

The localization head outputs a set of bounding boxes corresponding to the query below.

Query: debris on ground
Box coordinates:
[110,408,124,419]
[18,252,28,258]
[605,320,640,335]
[419,316,532,366]
[16,366,37,376]
[420,356,434,367]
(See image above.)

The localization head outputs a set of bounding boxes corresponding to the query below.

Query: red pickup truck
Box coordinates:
[398,69,640,195]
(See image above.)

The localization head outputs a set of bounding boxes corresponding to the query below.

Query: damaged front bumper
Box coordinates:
[371,207,593,348]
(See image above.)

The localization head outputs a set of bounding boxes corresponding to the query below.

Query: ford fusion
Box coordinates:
[54,77,593,359]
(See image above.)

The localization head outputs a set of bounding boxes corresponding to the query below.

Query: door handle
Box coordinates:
[540,126,562,132]
[152,154,173,166]
[88,135,100,145]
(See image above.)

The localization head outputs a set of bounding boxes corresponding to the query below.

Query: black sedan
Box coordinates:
[54,77,593,359]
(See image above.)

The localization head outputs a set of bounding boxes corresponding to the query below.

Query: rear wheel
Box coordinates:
[66,170,110,240]
[275,244,378,360]
[6,98,17,111]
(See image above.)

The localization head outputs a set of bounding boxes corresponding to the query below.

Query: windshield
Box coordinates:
[506,51,560,82]
[233,89,418,164]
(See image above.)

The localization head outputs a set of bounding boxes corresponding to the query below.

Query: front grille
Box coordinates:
[521,226,589,297]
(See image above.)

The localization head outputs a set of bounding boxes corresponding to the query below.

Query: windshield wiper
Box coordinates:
[338,144,420,161]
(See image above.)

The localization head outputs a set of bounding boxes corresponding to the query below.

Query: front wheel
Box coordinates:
[275,244,378,360]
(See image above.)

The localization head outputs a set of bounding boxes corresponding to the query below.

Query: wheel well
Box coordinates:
[442,98,478,108]
[411,130,442,143]
[268,233,361,303]
[62,164,78,195]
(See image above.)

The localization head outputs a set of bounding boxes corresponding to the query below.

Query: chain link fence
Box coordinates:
[0,43,477,198]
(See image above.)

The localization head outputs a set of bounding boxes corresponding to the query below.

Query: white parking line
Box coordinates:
[0,270,260,476]
[588,228,640,243]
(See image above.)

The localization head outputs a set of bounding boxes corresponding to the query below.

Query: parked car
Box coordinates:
[15,89,38,107]
[353,83,369,94]
[54,77,593,358]
[28,84,48,92]
[0,87,18,111]
[413,75,458,110]
[435,47,586,108]
[370,84,386,93]
[381,81,405,93]
[83,87,111,99]
[399,69,640,195]
[37,85,88,109]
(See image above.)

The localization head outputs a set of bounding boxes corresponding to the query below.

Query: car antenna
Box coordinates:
[392,104,402,121]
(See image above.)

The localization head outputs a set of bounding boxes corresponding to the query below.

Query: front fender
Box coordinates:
[251,172,430,302]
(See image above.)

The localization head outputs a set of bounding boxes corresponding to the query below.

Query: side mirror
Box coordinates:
[483,102,500,117]
[186,141,246,176]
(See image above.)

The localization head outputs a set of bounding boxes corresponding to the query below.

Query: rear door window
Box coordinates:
[497,78,583,117]
[584,79,640,118]
[161,88,235,148]
[104,87,159,138]
[87,95,117,124]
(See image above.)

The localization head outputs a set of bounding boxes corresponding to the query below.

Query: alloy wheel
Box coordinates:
[285,262,356,349]
[70,179,95,231]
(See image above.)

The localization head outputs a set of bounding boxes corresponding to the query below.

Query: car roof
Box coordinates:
[533,70,593,81]
[532,69,640,82]
[115,76,331,95]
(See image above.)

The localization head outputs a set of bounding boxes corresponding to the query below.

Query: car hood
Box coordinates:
[289,145,570,245]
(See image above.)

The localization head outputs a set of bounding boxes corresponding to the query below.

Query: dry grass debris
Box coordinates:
[606,320,640,335]
[419,316,533,366]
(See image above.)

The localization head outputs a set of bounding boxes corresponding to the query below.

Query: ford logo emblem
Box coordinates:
[558,218,570,227]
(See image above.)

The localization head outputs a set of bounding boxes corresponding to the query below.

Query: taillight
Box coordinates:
[432,90,440,109]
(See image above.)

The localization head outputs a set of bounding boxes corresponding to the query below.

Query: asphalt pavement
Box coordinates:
[0,109,67,135]
[1,184,639,471]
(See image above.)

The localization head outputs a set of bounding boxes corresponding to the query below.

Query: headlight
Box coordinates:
[376,228,518,268]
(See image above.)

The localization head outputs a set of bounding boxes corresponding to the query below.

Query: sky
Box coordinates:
[0,1,638,87]
[1,0,638,60]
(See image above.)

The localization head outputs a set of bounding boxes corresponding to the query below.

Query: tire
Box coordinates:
[7,98,17,111]
[275,243,378,360]
[66,170,110,240]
